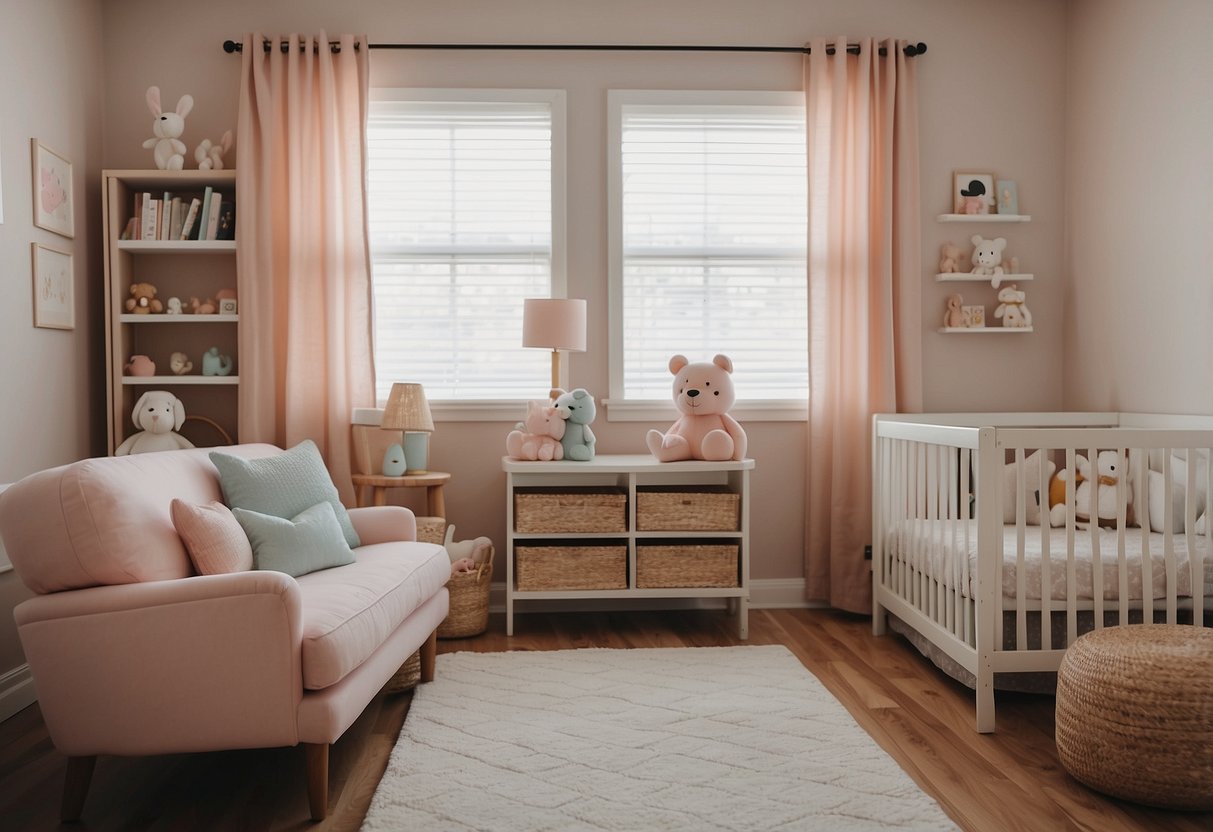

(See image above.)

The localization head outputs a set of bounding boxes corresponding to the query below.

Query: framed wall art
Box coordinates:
[996,179,1019,216]
[32,242,74,330]
[953,172,994,215]
[32,139,74,238]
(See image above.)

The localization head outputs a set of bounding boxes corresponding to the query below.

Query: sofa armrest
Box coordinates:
[14,571,304,756]
[348,506,417,545]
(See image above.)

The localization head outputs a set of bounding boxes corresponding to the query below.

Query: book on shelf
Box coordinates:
[126,186,233,242]
[132,193,143,240]
[204,196,223,241]
[119,216,137,240]
[179,197,201,240]
[216,201,235,241]
[169,196,184,241]
[140,192,156,240]
[198,187,214,240]
[158,191,171,240]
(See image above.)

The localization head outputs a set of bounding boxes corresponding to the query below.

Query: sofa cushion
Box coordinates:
[171,499,253,575]
[234,502,355,577]
[211,440,360,549]
[295,540,450,690]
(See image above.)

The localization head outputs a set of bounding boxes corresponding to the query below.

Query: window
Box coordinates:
[367,90,566,408]
[609,91,808,415]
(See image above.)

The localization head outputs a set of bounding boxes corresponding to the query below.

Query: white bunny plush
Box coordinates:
[142,86,194,170]
[115,391,196,455]
[195,130,233,171]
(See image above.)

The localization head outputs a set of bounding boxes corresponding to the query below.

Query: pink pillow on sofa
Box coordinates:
[170,499,253,575]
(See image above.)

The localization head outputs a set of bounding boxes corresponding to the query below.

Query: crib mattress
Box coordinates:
[886,519,1213,602]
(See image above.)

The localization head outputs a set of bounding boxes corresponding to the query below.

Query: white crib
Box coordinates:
[871,412,1213,732]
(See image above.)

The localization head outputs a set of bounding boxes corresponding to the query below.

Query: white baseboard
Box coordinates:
[0,664,36,723]
[487,577,823,614]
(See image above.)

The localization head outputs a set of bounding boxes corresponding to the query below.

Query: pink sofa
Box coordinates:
[0,444,450,821]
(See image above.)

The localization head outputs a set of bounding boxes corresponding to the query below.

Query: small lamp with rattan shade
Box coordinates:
[522,298,586,391]
[381,383,434,475]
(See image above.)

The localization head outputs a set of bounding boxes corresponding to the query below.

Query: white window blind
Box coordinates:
[367,91,563,402]
[612,92,808,402]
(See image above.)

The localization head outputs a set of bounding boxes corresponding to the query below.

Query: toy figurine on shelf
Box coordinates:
[943,294,964,328]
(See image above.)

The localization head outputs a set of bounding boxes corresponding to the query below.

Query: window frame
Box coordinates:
[368,87,568,421]
[606,89,808,423]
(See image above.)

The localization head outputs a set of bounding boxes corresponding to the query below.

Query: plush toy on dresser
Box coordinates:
[506,401,565,461]
[551,387,596,461]
[115,390,195,455]
[646,354,747,462]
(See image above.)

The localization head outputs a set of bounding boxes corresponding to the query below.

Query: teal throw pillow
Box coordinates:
[210,440,360,549]
[234,502,355,577]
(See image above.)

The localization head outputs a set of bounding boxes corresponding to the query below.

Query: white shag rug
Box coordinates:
[362,646,955,831]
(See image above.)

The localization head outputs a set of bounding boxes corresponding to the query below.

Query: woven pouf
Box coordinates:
[1055,624,1213,811]
[384,650,421,694]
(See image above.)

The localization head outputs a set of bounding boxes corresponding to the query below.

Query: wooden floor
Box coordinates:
[1,608,1209,831]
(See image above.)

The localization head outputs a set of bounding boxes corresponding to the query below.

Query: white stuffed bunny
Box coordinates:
[142,86,194,170]
[442,525,493,573]
[115,391,196,455]
[195,130,233,171]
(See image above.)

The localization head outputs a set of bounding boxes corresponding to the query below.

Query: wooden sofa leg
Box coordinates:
[61,755,96,822]
[305,743,329,821]
[420,629,438,683]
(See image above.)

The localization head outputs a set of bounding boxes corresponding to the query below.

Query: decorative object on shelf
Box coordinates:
[969,235,1008,287]
[31,139,74,238]
[943,294,964,328]
[216,287,238,315]
[551,387,597,461]
[187,296,216,315]
[382,382,435,474]
[194,129,233,171]
[961,305,986,328]
[954,172,993,215]
[166,296,183,315]
[169,351,193,375]
[996,179,1019,216]
[1048,451,1134,528]
[142,86,194,170]
[125,281,163,314]
[646,354,747,462]
[994,284,1032,328]
[522,297,587,390]
[938,241,965,273]
[114,390,195,455]
[30,242,74,330]
[124,354,156,376]
[201,346,232,376]
[381,443,407,477]
[506,401,565,461]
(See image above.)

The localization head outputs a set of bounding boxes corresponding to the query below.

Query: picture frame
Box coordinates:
[31,139,74,238]
[31,242,74,330]
[953,172,994,215]
[995,179,1019,216]
[218,298,238,315]
[961,305,985,328]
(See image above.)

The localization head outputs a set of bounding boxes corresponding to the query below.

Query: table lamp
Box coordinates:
[522,298,587,390]
[381,382,434,475]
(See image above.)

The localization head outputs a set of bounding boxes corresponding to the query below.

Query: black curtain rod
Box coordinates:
[222,39,926,57]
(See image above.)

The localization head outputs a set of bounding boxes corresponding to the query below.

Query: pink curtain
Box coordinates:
[236,32,375,506]
[804,37,922,613]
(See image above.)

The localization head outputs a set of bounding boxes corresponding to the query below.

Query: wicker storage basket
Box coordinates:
[514,488,627,533]
[515,544,627,590]
[636,543,739,588]
[384,649,421,694]
[636,487,740,531]
[438,555,493,639]
[416,516,446,545]
[1055,624,1213,811]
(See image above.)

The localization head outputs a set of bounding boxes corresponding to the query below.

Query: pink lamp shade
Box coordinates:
[522,298,587,353]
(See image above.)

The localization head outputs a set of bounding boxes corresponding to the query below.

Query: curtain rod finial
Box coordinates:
[223,39,242,53]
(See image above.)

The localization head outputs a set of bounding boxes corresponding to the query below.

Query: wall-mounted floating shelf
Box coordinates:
[119,314,239,324]
[935,273,1034,283]
[938,327,1033,334]
[937,214,1031,223]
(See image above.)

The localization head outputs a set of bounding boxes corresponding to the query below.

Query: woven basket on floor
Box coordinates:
[416,516,446,545]
[1055,624,1213,811]
[438,551,493,639]
[384,649,421,694]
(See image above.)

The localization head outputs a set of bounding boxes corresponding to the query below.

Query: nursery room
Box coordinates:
[0,0,1210,829]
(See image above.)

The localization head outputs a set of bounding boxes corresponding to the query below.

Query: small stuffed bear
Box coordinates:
[1049,451,1133,528]
[142,86,193,170]
[994,284,1032,328]
[943,294,964,328]
[646,354,747,462]
[551,387,596,461]
[938,242,964,274]
[125,282,163,314]
[506,401,565,461]
[115,390,195,455]
[970,235,1008,287]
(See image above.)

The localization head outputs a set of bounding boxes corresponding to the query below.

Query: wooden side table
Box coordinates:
[351,472,450,517]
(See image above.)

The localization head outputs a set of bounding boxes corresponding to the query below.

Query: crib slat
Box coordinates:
[1039,449,1052,650]
[1142,453,1153,623]
[1120,448,1133,626]
[927,444,938,624]
[961,447,972,646]
[1184,448,1197,627]
[1164,453,1177,624]
[1090,446,1103,630]
[1065,449,1078,645]
[1015,448,1027,650]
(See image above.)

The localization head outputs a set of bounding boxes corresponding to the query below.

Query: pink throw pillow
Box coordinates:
[170,499,253,575]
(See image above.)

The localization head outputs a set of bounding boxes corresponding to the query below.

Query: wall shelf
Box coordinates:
[121,375,240,384]
[937,213,1031,223]
[935,273,1034,283]
[119,314,238,323]
[938,327,1033,334]
[117,240,236,254]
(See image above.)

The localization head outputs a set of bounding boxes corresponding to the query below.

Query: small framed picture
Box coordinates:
[31,139,74,239]
[996,179,1019,216]
[31,242,74,330]
[961,305,985,328]
[218,298,238,315]
[953,172,994,215]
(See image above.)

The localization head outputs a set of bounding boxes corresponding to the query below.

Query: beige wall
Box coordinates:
[96,0,1068,583]
[0,0,105,693]
[1064,0,1213,415]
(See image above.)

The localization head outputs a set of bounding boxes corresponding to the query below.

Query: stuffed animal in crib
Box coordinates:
[1049,451,1134,527]
[551,387,596,461]
[115,390,195,455]
[970,235,1007,286]
[938,242,965,274]
[646,354,747,462]
[994,284,1032,328]
[506,401,565,461]
[142,86,193,170]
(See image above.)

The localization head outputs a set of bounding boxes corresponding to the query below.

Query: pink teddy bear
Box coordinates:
[506,401,565,461]
[646,354,748,462]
